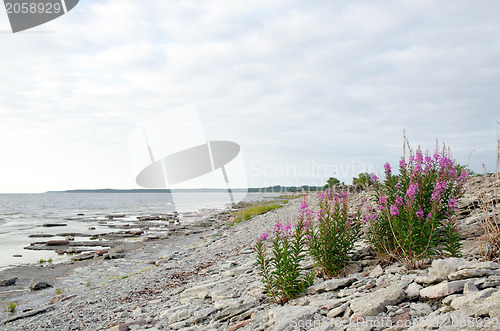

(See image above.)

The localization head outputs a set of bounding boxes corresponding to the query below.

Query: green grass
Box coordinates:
[229,202,282,225]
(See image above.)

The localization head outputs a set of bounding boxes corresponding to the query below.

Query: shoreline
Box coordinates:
[0,194,290,318]
[1,179,499,330]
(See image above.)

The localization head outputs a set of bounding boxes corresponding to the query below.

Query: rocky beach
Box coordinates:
[0,175,499,331]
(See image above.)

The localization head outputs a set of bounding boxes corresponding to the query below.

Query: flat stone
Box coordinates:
[267,305,318,330]
[450,288,497,310]
[159,304,193,323]
[460,261,500,270]
[104,252,125,259]
[414,273,446,285]
[350,284,406,316]
[481,275,500,289]
[448,268,494,280]
[419,280,467,299]
[0,277,17,286]
[306,276,356,294]
[28,234,55,238]
[46,240,70,246]
[72,252,95,261]
[326,302,349,318]
[42,223,68,227]
[431,258,471,278]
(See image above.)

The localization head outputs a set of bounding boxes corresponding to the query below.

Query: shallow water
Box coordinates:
[0,192,278,270]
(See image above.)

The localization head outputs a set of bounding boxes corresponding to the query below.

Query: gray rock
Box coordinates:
[481,275,500,289]
[419,280,467,299]
[30,280,51,291]
[350,284,406,316]
[409,302,433,317]
[267,305,318,331]
[159,305,193,324]
[28,234,55,238]
[326,302,349,318]
[307,276,356,294]
[432,258,471,278]
[463,281,479,295]
[72,252,95,261]
[368,265,383,278]
[460,261,500,270]
[405,282,422,300]
[414,272,446,285]
[213,302,254,322]
[46,239,70,246]
[43,223,68,227]
[448,268,494,280]
[450,287,496,310]
[0,277,17,286]
[464,289,500,318]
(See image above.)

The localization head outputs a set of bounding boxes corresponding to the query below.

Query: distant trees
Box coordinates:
[324,177,344,189]
[352,173,373,186]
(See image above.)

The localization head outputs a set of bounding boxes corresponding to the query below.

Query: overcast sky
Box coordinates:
[0,0,499,193]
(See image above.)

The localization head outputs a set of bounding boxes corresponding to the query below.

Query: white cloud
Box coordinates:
[0,0,499,192]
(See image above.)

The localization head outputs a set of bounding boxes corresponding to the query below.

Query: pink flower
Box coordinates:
[305,219,312,230]
[300,201,308,210]
[447,198,458,214]
[370,174,378,184]
[305,235,313,241]
[458,171,469,183]
[416,208,424,219]
[405,182,419,201]
[390,205,399,216]
[431,181,447,203]
[384,163,391,175]
[259,232,269,241]
[399,158,407,169]
[283,223,292,232]
[395,197,404,207]
[273,221,282,233]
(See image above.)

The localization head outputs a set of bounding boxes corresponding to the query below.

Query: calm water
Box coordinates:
[0,192,277,270]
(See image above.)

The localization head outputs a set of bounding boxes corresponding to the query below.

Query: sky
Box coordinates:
[0,0,499,193]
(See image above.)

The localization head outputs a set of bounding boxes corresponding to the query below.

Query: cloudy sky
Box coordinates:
[0,0,499,193]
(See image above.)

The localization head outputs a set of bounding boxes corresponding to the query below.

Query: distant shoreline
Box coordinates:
[44,186,324,194]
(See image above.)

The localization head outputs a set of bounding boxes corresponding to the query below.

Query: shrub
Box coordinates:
[305,192,362,278]
[255,217,314,305]
[366,144,468,268]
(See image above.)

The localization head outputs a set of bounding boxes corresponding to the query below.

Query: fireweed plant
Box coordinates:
[255,215,314,305]
[305,192,362,278]
[366,145,469,268]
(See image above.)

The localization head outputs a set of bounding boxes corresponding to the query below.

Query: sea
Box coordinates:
[0,192,279,271]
